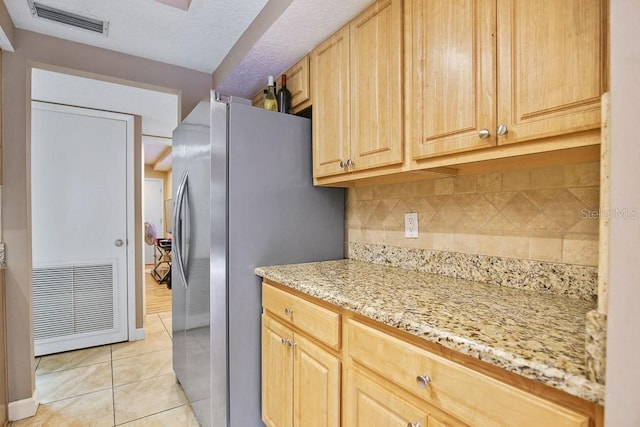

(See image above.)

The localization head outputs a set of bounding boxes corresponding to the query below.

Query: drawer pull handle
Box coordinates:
[284,307,294,315]
[416,375,431,388]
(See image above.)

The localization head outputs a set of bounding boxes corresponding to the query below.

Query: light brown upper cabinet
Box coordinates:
[251,56,311,114]
[312,0,403,179]
[286,56,311,113]
[408,0,607,161]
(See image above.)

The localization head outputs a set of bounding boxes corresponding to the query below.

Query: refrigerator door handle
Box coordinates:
[173,170,189,289]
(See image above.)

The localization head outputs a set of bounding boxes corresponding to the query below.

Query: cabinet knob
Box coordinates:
[496,124,509,136]
[407,423,422,427]
[284,307,294,315]
[346,159,355,167]
[288,340,297,348]
[281,337,289,345]
[339,160,346,168]
[478,128,491,139]
[416,375,431,389]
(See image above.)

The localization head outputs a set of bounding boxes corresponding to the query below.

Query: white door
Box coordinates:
[31,101,134,356]
[144,179,164,264]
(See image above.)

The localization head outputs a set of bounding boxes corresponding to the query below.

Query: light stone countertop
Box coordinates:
[256,259,604,404]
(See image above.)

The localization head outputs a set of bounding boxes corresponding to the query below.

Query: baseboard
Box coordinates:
[8,389,39,421]
[132,327,145,341]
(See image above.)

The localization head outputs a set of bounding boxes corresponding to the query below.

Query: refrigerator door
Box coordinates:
[172,99,213,426]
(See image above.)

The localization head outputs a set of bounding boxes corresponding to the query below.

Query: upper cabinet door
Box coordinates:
[496,0,607,144]
[350,0,404,170]
[312,26,351,178]
[409,0,497,160]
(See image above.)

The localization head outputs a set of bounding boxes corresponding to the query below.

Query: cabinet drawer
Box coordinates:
[262,283,341,350]
[347,320,589,427]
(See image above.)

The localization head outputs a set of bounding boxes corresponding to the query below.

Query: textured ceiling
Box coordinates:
[216,0,375,98]
[4,0,269,73]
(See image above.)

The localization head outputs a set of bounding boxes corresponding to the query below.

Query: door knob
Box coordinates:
[496,124,508,136]
[114,239,124,247]
[478,129,491,139]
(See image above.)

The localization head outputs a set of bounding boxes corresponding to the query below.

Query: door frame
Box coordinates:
[30,101,137,345]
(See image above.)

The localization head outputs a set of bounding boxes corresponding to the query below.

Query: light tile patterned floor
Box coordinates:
[10,312,198,426]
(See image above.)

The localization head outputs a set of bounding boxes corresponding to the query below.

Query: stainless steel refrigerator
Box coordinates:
[171,92,345,427]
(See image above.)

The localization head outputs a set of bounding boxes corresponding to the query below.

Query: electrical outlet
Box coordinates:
[405,212,418,238]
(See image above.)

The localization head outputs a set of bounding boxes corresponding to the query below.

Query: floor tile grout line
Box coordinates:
[36,385,115,406]
[36,358,113,377]
[113,403,189,426]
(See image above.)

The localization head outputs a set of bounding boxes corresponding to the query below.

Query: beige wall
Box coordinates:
[605,1,640,424]
[347,161,600,266]
[1,29,211,403]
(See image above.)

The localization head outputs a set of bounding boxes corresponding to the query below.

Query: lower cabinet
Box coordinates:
[345,367,462,427]
[262,313,340,427]
[261,281,599,427]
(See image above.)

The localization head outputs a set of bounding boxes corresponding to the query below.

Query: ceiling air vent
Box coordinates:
[28,1,109,36]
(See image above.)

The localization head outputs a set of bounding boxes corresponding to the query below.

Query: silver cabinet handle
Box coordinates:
[284,307,294,315]
[346,159,355,167]
[478,128,491,139]
[496,124,508,136]
[339,160,345,168]
[407,423,422,427]
[281,337,288,345]
[114,239,124,247]
[416,375,431,388]
[288,340,297,348]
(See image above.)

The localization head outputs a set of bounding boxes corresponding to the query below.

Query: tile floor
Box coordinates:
[11,312,199,426]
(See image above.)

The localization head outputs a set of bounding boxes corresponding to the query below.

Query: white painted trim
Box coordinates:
[9,389,39,421]
[132,327,146,341]
[124,114,137,343]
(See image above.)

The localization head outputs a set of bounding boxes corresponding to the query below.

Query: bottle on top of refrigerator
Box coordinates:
[263,76,278,111]
[277,74,292,114]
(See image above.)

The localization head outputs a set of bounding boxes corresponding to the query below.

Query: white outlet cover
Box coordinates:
[405,212,418,238]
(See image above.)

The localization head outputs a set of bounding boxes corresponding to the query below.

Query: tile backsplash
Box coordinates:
[346,162,600,266]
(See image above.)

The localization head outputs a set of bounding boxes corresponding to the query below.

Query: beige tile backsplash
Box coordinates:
[346,162,600,266]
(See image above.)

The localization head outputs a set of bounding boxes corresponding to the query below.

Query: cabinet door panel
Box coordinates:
[350,0,403,170]
[496,0,605,144]
[410,0,496,160]
[294,334,340,427]
[345,368,430,427]
[287,56,311,113]
[312,26,351,178]
[262,315,294,427]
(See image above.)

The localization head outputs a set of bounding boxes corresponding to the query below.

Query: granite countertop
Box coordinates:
[256,259,604,404]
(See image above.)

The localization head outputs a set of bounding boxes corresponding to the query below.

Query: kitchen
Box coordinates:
[0,0,639,426]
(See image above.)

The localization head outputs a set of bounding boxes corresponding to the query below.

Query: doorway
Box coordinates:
[30,101,134,356]
[144,178,164,265]
[29,67,179,352]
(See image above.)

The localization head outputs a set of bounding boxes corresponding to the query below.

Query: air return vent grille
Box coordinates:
[28,0,109,35]
[33,263,115,342]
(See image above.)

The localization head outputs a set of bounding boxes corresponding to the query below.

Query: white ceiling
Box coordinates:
[31,68,179,167]
[4,0,269,73]
[10,0,379,171]
[216,0,375,98]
